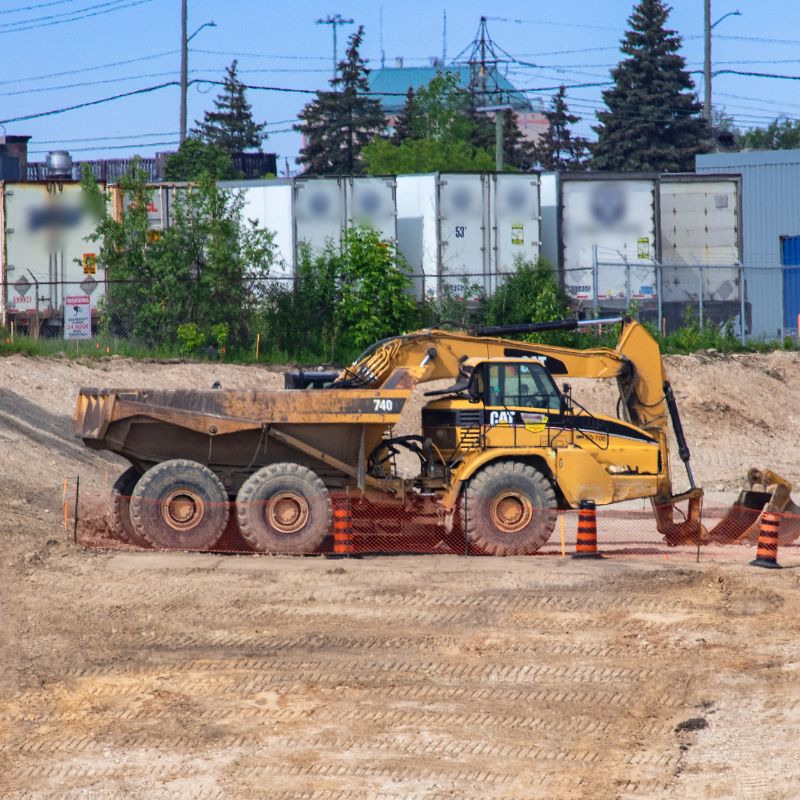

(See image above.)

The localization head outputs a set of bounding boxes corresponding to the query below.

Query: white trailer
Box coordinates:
[560,175,658,307]
[396,172,541,298]
[1,181,104,332]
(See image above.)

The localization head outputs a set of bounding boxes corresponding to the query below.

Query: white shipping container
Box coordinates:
[560,177,657,302]
[396,173,438,298]
[490,172,541,293]
[659,176,741,304]
[293,177,345,255]
[345,176,396,244]
[539,172,558,267]
[1,181,104,326]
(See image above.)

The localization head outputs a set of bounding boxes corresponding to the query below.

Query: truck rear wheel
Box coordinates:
[108,466,150,548]
[130,459,229,550]
[463,462,557,555]
[236,463,331,554]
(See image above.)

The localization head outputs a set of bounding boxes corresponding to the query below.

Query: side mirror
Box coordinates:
[467,375,481,404]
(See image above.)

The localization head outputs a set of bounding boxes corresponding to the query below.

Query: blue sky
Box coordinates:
[1,0,799,169]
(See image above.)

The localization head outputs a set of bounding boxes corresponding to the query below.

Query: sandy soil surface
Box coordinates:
[2,351,800,798]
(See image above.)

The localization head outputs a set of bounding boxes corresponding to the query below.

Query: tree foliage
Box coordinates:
[81,162,275,350]
[739,118,800,150]
[255,226,416,361]
[534,86,589,171]
[163,137,238,181]
[295,26,386,174]
[193,60,266,155]
[591,0,710,172]
[362,71,498,173]
[485,257,576,346]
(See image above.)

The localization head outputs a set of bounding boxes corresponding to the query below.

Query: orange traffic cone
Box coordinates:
[330,507,353,558]
[573,500,604,559]
[750,511,782,569]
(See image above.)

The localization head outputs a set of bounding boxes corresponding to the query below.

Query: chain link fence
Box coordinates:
[3,263,797,352]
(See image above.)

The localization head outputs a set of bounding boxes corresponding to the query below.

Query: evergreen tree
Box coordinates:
[392,88,420,143]
[534,87,589,171]
[591,0,710,172]
[295,26,386,174]
[501,109,537,171]
[193,60,266,155]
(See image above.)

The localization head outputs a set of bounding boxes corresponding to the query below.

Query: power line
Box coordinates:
[0,49,178,86]
[29,139,179,154]
[487,15,620,32]
[0,0,80,14]
[0,0,151,33]
[0,0,132,28]
[0,70,176,96]
[191,48,329,61]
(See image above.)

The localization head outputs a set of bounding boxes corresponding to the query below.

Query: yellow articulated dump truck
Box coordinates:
[75,316,793,554]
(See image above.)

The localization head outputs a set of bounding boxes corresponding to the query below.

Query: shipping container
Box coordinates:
[559,174,657,307]
[1,181,104,332]
[539,172,558,267]
[659,174,743,330]
[396,172,541,298]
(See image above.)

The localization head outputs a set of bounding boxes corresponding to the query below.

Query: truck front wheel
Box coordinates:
[236,463,331,554]
[463,462,557,555]
[129,459,229,550]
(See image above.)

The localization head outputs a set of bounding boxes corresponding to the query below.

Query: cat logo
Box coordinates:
[489,410,514,427]
[521,412,548,433]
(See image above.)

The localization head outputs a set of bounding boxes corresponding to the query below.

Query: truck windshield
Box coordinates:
[487,362,561,411]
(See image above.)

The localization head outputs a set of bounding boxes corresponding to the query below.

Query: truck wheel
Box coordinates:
[236,463,331,554]
[463,462,557,555]
[108,466,150,548]
[130,459,229,550]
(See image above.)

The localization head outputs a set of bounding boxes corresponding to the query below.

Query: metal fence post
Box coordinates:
[698,265,704,327]
[625,261,631,311]
[739,265,746,346]
[656,261,663,334]
[591,245,599,318]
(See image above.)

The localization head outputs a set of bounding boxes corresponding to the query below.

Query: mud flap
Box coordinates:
[708,469,800,546]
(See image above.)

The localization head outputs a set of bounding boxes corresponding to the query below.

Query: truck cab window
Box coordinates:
[486,363,561,411]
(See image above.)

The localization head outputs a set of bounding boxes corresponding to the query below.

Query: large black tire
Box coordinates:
[108,466,150,548]
[463,462,557,555]
[236,463,331,554]
[130,459,229,550]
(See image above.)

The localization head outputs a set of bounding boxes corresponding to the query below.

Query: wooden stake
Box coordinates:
[255,333,260,360]
[560,515,566,558]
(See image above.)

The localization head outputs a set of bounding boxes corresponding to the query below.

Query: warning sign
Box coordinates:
[82,253,97,274]
[637,237,650,259]
[511,224,524,246]
[64,295,91,340]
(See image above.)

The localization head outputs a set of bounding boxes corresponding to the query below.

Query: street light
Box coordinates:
[180,2,217,143]
[476,103,512,171]
[704,3,742,125]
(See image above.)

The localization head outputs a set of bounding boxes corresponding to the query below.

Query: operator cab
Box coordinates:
[421,357,565,455]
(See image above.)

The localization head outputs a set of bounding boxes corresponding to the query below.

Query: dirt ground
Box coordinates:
[2,350,800,799]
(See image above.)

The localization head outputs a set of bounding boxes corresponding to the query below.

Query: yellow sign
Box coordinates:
[511,224,524,245]
[147,230,162,243]
[637,237,650,259]
[82,253,97,275]
[521,412,548,433]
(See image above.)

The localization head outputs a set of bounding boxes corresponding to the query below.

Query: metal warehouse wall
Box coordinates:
[696,149,800,339]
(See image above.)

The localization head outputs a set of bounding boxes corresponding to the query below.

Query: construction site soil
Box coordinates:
[2,351,800,798]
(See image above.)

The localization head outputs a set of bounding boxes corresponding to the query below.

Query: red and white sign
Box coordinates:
[64,295,91,340]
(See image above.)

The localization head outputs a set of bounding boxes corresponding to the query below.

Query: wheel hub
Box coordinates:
[490,491,534,534]
[161,488,205,531]
[267,491,309,534]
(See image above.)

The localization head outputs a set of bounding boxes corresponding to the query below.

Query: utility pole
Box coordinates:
[703,0,712,125]
[180,0,188,143]
[316,14,354,82]
[476,103,512,171]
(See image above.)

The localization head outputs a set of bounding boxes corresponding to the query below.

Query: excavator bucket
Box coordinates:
[707,469,800,546]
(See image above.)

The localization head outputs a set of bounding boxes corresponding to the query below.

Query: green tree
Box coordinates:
[362,136,495,173]
[591,0,710,172]
[336,226,417,352]
[485,257,576,346]
[295,26,386,174]
[739,117,800,150]
[193,60,266,155]
[362,71,495,173]
[534,86,589,171]
[392,87,420,143]
[82,163,275,350]
[163,137,238,181]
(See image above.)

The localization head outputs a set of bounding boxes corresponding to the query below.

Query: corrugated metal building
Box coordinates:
[697,149,800,339]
